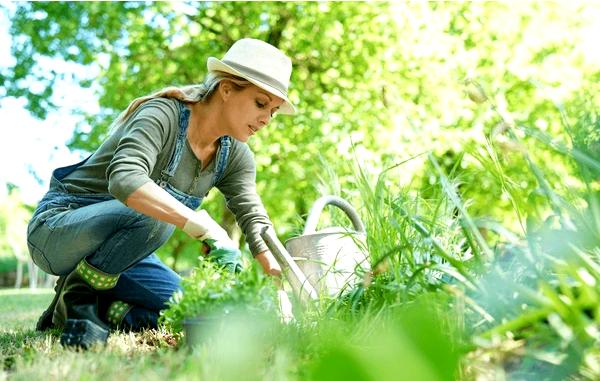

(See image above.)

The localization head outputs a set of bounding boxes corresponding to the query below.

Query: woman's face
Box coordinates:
[220,83,284,142]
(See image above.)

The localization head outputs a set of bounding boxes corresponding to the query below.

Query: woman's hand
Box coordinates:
[255,250,282,277]
[203,239,243,273]
[256,251,294,322]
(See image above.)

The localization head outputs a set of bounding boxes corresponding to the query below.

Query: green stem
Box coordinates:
[479,307,552,339]
[428,154,494,259]
[393,205,476,285]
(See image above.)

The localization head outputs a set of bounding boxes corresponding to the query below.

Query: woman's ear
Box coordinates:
[218,81,232,101]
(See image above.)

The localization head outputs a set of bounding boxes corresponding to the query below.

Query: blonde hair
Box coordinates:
[115,71,252,125]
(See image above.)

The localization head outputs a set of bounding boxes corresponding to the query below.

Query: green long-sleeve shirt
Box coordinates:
[57,97,272,256]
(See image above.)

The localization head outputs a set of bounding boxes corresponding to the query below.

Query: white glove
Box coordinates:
[182,210,231,242]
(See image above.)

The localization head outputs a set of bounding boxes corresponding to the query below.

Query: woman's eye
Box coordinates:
[256,100,266,108]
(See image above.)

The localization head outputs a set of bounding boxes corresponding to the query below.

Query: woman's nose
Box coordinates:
[258,113,271,127]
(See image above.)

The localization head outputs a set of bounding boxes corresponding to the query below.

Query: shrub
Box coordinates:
[159,260,279,333]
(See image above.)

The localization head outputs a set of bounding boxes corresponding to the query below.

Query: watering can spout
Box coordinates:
[260,226,319,303]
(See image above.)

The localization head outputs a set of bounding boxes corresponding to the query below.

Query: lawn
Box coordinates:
[0,288,52,331]
[0,289,188,381]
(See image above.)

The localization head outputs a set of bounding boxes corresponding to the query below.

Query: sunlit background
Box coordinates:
[0,2,94,204]
[1,2,599,380]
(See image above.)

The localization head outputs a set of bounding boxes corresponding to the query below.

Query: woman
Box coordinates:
[27,38,294,349]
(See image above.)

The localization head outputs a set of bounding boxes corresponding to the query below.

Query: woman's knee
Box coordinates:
[28,242,56,275]
[27,212,61,275]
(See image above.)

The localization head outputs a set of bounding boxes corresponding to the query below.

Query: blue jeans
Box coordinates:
[27,191,181,330]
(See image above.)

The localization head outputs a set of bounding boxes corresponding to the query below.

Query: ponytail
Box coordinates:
[114,71,252,125]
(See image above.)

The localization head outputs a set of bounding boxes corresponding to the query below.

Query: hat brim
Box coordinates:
[207,57,296,115]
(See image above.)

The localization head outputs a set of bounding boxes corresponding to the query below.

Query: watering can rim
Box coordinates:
[285,229,366,245]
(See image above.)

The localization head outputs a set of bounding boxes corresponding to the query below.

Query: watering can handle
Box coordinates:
[303,195,366,235]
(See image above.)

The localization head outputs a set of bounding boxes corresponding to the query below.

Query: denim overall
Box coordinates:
[27,100,231,329]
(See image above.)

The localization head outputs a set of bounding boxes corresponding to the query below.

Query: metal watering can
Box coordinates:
[261,195,369,303]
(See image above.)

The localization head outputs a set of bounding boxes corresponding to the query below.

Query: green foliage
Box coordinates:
[323,155,479,315]
[323,82,600,377]
[570,99,600,182]
[308,296,465,381]
[154,229,202,272]
[159,260,278,333]
[3,2,600,378]
[465,207,600,378]
[0,188,33,262]
[4,2,600,252]
[0,256,18,273]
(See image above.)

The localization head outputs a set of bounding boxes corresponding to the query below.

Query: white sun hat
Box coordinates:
[207,38,296,115]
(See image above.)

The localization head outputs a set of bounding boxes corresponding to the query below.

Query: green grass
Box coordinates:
[0,288,53,331]
[0,288,187,381]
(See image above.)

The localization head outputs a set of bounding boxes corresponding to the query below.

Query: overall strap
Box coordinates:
[212,136,232,186]
[157,101,190,188]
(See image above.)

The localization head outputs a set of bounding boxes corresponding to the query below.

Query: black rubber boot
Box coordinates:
[55,259,119,349]
[35,275,66,331]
